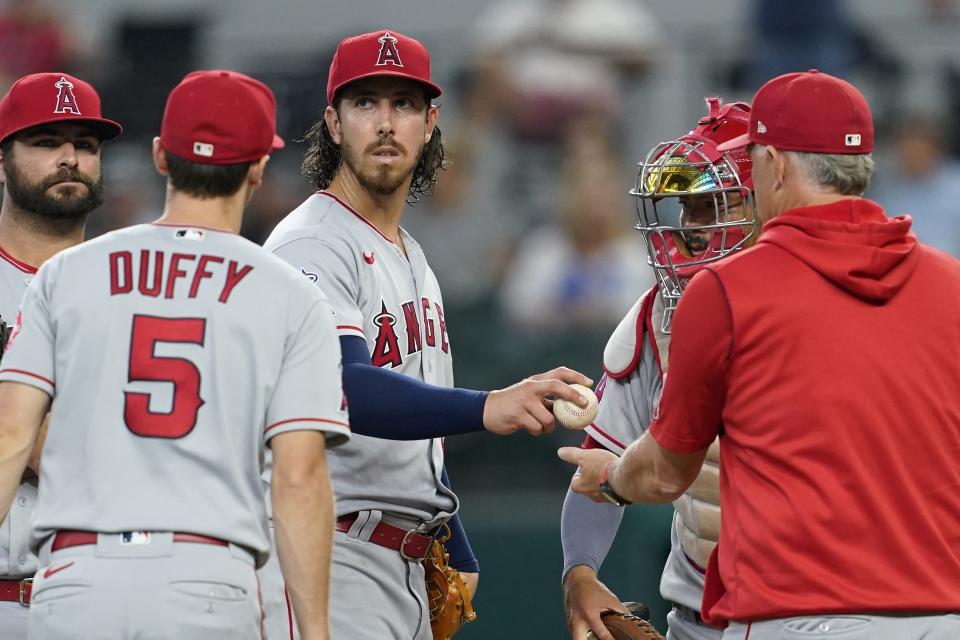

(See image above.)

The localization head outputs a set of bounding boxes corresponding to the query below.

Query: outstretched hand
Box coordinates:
[483,367,592,436]
[558,447,618,503]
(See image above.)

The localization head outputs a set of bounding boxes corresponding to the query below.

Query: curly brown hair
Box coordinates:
[301,101,446,205]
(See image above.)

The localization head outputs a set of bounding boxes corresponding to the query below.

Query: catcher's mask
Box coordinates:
[631,97,756,333]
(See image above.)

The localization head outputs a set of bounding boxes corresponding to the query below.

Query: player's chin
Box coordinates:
[363,167,411,195]
[36,194,99,220]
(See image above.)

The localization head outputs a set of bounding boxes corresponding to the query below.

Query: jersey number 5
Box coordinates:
[124,314,206,439]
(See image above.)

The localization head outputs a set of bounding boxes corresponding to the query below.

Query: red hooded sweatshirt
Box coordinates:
[650,199,960,624]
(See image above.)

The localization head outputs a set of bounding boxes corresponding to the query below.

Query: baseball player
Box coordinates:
[260,29,592,640]
[0,69,350,640]
[560,98,755,640]
[0,71,121,637]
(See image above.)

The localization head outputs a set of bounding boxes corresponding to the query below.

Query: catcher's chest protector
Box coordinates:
[604,288,723,569]
[672,438,721,569]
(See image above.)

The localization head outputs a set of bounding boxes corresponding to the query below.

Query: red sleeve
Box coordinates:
[649,269,731,453]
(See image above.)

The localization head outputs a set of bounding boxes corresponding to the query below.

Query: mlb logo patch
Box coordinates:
[845,133,862,146]
[193,141,214,157]
[175,228,205,241]
[121,531,152,545]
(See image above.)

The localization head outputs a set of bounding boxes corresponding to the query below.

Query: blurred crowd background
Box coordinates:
[3,0,959,635]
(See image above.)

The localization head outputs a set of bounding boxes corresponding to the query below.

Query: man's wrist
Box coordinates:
[598,461,631,507]
[565,564,598,581]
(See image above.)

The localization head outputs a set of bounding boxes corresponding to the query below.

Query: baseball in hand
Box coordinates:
[553,384,599,430]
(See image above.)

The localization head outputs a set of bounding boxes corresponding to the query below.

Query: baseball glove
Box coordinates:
[586,602,665,640]
[423,525,477,640]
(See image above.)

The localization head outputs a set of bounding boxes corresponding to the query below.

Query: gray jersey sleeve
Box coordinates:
[271,237,365,339]
[0,259,58,395]
[561,485,624,580]
[561,316,661,580]
[264,295,349,446]
[585,345,662,455]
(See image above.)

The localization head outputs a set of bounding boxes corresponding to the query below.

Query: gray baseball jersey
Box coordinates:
[585,288,711,613]
[263,191,457,524]
[0,246,39,583]
[0,223,350,567]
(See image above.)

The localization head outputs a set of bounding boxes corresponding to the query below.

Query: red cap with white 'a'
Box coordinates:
[0,72,122,144]
[326,30,442,104]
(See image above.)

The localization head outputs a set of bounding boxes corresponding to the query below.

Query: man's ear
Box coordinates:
[324,106,342,145]
[424,104,439,144]
[769,146,788,190]
[152,137,169,176]
[247,155,271,189]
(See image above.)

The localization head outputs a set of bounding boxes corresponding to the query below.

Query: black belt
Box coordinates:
[671,602,704,624]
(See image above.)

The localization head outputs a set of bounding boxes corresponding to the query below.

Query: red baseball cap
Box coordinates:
[160,69,285,165]
[0,72,122,144]
[327,30,442,104]
[717,69,873,154]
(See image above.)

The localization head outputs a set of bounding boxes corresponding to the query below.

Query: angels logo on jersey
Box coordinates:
[371,302,401,367]
[54,76,81,115]
[370,297,449,368]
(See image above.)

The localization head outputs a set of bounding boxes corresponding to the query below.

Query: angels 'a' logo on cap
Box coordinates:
[53,76,81,115]
[375,31,403,67]
[756,120,767,134]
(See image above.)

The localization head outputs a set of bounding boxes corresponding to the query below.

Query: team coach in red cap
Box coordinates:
[561,69,960,639]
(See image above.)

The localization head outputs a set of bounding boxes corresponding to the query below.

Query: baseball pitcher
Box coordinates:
[260,29,592,640]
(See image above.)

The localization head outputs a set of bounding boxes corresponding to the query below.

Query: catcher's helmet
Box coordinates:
[631,97,756,333]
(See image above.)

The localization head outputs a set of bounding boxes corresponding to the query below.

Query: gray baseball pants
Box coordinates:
[261,510,433,640]
[723,613,960,640]
[29,532,261,639]
[667,603,722,640]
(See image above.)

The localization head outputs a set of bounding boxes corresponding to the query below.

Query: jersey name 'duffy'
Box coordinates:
[107,250,253,303]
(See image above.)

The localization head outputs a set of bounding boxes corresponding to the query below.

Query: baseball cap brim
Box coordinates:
[715,132,751,152]
[84,117,123,141]
[3,115,123,144]
[272,134,284,150]
[329,69,442,104]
